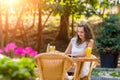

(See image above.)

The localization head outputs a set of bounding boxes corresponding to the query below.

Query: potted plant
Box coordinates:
[96,14,120,68]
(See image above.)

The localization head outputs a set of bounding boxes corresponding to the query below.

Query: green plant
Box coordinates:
[110,72,120,77]
[0,57,36,80]
[92,68,120,78]
[96,14,120,54]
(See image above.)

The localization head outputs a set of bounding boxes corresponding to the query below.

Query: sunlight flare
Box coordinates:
[3,0,18,6]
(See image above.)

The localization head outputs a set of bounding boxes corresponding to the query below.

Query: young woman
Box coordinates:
[65,22,94,79]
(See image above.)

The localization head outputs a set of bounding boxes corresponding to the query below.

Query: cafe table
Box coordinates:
[72,56,99,80]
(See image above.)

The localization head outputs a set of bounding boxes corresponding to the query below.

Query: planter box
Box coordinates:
[91,68,120,80]
[100,53,119,68]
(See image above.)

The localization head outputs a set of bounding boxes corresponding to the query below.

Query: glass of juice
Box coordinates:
[50,46,56,53]
[86,47,92,57]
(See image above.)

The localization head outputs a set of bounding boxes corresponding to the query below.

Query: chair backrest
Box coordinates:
[88,54,98,80]
[35,53,74,80]
[78,54,98,80]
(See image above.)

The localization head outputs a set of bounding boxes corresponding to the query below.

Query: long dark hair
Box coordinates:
[76,22,94,45]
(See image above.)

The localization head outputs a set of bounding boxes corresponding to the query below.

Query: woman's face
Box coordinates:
[77,27,85,40]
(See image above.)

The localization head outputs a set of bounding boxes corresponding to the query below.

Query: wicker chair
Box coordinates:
[35,53,74,80]
[67,54,98,80]
[80,54,98,80]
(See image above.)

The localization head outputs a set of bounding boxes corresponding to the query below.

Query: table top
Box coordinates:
[39,52,99,62]
[73,57,99,61]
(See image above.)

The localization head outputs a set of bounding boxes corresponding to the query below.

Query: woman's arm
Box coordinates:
[65,42,72,55]
[71,52,86,57]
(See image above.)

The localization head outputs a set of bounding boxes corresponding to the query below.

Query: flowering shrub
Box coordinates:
[0,42,38,58]
[0,57,36,80]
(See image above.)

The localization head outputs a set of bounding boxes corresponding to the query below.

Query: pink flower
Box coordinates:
[14,47,26,56]
[3,43,38,58]
[24,47,38,57]
[4,42,17,53]
[24,47,33,53]
[0,49,3,54]
[29,51,38,57]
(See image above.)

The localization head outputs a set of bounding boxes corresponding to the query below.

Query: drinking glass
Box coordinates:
[86,47,92,57]
[50,46,56,53]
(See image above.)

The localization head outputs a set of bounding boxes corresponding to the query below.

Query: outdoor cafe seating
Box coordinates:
[35,53,98,80]
[35,53,74,80]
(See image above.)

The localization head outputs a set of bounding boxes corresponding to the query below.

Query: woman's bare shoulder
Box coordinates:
[87,39,94,47]
[89,39,94,43]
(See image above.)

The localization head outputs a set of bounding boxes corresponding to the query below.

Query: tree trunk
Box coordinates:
[0,2,4,48]
[71,14,74,37]
[56,14,69,42]
[4,7,9,45]
[37,2,42,53]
